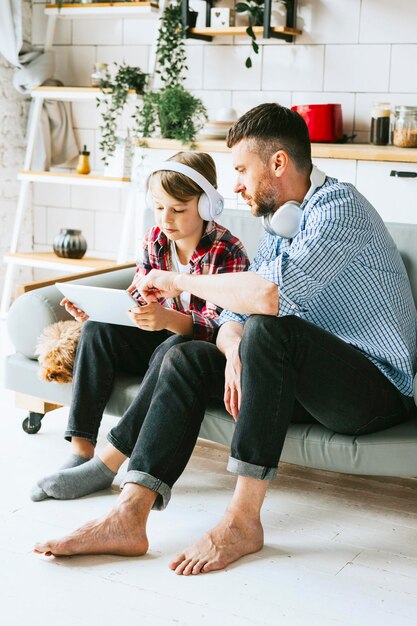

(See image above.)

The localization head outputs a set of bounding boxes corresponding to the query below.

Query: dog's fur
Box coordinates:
[35,320,83,383]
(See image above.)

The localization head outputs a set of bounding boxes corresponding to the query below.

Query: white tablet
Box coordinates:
[55,282,139,327]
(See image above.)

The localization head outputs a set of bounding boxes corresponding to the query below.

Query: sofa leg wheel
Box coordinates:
[22,412,44,434]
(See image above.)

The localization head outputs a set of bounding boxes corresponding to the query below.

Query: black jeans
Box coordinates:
[65,321,187,445]
[114,316,415,509]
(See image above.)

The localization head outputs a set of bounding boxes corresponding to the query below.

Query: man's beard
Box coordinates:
[247,178,279,217]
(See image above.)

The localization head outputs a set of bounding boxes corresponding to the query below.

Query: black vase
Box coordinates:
[53,229,87,259]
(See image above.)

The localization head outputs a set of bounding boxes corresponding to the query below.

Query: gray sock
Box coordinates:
[30,456,116,502]
[59,453,90,471]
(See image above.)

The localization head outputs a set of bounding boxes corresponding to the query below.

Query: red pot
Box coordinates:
[291,104,343,143]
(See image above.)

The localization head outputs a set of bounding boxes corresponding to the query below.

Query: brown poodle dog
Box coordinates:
[35,320,83,383]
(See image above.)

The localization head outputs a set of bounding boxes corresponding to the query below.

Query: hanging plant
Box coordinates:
[155,0,188,88]
[135,0,207,144]
[235,0,264,69]
[97,62,147,165]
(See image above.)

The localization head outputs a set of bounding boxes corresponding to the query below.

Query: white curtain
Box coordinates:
[0,0,79,169]
[0,0,22,67]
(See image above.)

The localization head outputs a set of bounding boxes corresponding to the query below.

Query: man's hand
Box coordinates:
[128,301,170,331]
[60,298,89,323]
[224,346,242,421]
[134,269,182,302]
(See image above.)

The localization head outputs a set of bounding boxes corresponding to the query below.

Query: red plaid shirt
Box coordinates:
[134,220,249,341]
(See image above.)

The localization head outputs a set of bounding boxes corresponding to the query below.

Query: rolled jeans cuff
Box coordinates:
[227,456,277,481]
[64,430,97,446]
[120,470,171,511]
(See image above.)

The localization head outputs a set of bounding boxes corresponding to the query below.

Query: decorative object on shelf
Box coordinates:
[97,62,147,165]
[104,132,133,178]
[392,106,417,148]
[90,62,108,88]
[135,0,207,143]
[53,229,88,260]
[198,107,238,140]
[210,7,231,27]
[189,0,207,27]
[187,7,198,27]
[76,145,91,175]
[291,104,344,143]
[370,102,391,146]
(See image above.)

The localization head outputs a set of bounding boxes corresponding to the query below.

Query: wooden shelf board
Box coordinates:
[4,252,118,272]
[45,2,158,18]
[189,26,302,37]
[31,86,140,101]
[18,171,132,187]
[138,138,417,163]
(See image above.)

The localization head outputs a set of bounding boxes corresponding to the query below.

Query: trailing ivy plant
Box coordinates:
[97,62,147,164]
[155,0,188,88]
[135,0,207,144]
[235,0,265,69]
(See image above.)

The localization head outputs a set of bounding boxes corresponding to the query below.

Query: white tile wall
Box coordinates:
[324,45,390,92]
[390,46,417,93]
[263,46,325,91]
[53,46,96,86]
[203,46,262,90]
[360,0,417,44]
[71,187,121,213]
[232,91,292,116]
[298,0,361,45]
[95,45,149,74]
[73,19,123,46]
[94,211,122,253]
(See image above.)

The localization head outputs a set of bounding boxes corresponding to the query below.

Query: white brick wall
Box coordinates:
[0,0,33,297]
[3,0,417,293]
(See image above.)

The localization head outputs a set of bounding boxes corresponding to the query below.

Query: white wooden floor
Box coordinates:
[1,319,417,626]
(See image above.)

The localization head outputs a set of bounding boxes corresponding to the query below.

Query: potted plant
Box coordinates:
[97,62,147,164]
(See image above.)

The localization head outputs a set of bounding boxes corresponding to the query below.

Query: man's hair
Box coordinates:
[150,152,217,202]
[227,103,312,173]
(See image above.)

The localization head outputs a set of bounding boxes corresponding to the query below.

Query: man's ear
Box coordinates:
[271,150,288,178]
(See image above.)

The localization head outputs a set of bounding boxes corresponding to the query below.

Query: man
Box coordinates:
[35,103,417,575]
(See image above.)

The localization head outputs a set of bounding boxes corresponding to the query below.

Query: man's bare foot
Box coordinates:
[169,513,264,575]
[33,483,155,557]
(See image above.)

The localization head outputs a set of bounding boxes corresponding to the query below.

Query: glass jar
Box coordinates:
[392,106,417,148]
[370,102,391,145]
[90,62,108,88]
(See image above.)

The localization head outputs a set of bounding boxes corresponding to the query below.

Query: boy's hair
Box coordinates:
[150,152,218,202]
[227,103,312,173]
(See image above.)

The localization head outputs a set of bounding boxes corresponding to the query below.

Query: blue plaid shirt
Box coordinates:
[219,177,417,397]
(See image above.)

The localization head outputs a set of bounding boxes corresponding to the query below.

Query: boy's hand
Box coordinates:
[128,301,169,331]
[137,269,182,301]
[60,298,89,323]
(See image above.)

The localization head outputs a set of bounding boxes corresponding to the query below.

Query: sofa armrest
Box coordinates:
[7,265,136,359]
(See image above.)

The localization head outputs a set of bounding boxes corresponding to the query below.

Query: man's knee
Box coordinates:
[241,315,303,353]
[161,341,221,377]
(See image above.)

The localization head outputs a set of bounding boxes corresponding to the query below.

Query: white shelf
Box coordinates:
[31,86,142,102]
[18,171,132,188]
[45,2,158,19]
[4,252,118,272]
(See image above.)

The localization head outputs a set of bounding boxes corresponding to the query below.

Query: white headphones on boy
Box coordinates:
[262,165,327,239]
[145,162,225,221]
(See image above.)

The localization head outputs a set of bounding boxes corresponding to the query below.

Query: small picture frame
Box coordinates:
[210,7,231,28]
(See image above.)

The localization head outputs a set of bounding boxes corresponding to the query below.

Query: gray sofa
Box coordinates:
[5,209,417,477]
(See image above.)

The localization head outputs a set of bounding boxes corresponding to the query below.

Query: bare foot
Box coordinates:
[34,484,155,557]
[169,513,264,575]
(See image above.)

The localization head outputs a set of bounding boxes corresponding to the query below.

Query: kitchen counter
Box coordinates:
[140,138,417,163]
